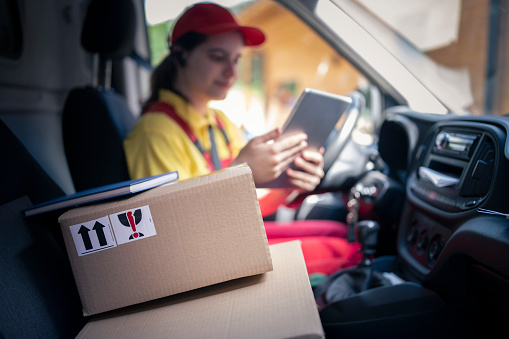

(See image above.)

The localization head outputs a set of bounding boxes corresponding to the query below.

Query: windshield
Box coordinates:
[332,0,508,116]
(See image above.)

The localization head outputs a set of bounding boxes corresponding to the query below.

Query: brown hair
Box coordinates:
[144,32,208,109]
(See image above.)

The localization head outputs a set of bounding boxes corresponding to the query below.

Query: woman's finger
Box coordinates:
[287,171,319,192]
[293,156,324,179]
[272,132,307,153]
[252,128,282,144]
[301,150,324,166]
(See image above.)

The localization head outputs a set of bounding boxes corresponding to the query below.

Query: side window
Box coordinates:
[0,0,23,59]
[232,1,377,145]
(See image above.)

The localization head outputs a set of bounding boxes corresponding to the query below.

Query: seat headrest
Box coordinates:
[81,0,136,59]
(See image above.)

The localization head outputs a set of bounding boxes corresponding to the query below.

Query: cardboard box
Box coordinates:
[58,165,273,316]
[77,241,325,339]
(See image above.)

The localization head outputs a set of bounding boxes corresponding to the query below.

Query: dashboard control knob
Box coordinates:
[407,226,418,244]
[417,231,429,250]
[435,132,450,151]
[428,239,444,264]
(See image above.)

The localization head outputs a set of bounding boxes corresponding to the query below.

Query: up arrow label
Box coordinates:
[93,221,107,246]
[70,216,117,256]
[78,225,93,250]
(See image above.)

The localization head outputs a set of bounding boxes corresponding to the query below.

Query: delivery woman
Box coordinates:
[123,2,325,214]
[124,2,360,274]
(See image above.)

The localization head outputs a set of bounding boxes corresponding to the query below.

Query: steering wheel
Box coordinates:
[321,91,364,176]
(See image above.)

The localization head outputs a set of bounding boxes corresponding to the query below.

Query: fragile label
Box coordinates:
[69,205,157,256]
[109,205,157,245]
[70,216,117,256]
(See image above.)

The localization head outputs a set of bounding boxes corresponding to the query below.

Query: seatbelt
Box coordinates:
[143,101,233,171]
[208,125,221,170]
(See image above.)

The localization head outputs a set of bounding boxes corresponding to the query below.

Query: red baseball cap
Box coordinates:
[170,2,265,46]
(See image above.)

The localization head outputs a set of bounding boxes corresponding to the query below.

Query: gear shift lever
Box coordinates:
[355,220,380,267]
[316,219,385,306]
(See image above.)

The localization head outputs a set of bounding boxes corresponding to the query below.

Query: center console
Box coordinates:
[402,121,502,274]
[410,123,496,212]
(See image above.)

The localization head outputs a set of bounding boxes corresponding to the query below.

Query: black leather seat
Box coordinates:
[62,0,137,192]
[0,120,86,338]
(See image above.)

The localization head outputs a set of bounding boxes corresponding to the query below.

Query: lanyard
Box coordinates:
[143,101,233,171]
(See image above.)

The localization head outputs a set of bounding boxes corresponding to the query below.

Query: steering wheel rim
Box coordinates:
[321,91,364,175]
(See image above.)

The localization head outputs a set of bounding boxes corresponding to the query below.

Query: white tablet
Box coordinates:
[259,88,352,188]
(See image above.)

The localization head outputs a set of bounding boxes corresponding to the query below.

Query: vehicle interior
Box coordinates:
[1,0,509,338]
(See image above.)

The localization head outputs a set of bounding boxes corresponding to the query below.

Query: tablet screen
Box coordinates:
[259,88,352,188]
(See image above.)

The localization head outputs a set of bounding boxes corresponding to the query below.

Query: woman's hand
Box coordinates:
[230,128,309,184]
[286,148,324,192]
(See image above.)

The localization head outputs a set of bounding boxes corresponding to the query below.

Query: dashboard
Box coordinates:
[404,121,504,271]
[374,110,509,324]
[410,123,499,213]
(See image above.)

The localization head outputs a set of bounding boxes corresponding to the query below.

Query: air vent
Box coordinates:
[462,136,495,197]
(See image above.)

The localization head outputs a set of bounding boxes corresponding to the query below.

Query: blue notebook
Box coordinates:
[25,171,179,217]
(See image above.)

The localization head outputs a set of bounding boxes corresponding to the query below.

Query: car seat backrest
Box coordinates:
[0,121,64,206]
[62,0,137,192]
[0,120,86,338]
[63,87,135,191]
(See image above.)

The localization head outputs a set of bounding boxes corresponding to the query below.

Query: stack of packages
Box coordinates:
[58,165,324,338]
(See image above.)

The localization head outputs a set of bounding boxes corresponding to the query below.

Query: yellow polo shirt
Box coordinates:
[124,89,246,180]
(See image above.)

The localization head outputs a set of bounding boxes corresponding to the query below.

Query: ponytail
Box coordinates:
[144,32,208,110]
